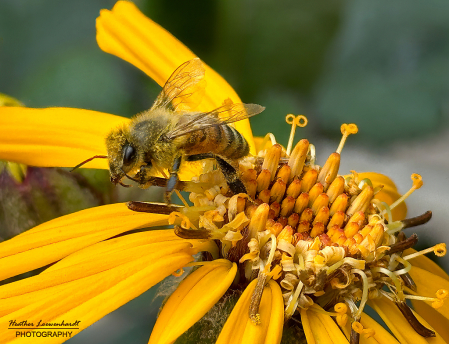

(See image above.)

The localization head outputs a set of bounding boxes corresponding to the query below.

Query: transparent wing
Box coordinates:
[165,101,265,140]
[151,58,206,112]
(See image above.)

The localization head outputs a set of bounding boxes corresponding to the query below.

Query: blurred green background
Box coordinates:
[1,0,449,343]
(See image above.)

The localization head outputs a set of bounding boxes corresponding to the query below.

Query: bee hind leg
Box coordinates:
[185,154,247,195]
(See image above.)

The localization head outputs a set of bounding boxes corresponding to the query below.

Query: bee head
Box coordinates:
[106,127,140,186]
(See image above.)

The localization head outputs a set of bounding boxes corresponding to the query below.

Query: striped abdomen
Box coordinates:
[181,124,249,160]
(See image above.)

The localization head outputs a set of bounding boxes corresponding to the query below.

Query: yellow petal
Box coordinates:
[96,1,255,153]
[0,239,193,317]
[149,259,237,344]
[404,248,449,282]
[369,297,447,344]
[0,106,128,169]
[216,279,283,344]
[0,252,193,344]
[408,266,449,321]
[359,312,400,344]
[0,203,169,281]
[358,172,407,221]
[411,302,449,343]
[301,306,349,344]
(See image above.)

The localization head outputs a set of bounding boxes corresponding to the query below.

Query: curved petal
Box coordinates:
[0,106,128,169]
[0,203,170,281]
[301,306,349,344]
[216,279,283,344]
[408,266,449,321]
[369,297,447,344]
[149,259,237,344]
[96,1,255,153]
[0,241,193,344]
[358,172,407,221]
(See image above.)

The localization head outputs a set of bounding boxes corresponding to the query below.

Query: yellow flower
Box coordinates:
[0,2,448,344]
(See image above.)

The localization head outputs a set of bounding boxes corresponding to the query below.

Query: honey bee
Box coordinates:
[73,58,264,201]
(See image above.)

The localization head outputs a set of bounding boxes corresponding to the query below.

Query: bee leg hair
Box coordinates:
[165,155,182,203]
[215,156,247,194]
[186,154,247,195]
[185,153,215,161]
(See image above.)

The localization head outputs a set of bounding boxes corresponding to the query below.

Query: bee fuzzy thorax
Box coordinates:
[162,116,446,339]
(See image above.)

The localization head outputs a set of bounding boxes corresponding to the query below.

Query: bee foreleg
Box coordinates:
[165,156,182,203]
[215,156,247,194]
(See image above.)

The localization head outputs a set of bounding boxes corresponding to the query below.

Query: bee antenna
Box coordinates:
[70,155,108,172]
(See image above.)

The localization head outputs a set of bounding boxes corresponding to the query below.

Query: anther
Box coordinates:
[256,169,271,192]
[288,213,300,228]
[286,178,302,198]
[288,139,309,181]
[300,208,313,223]
[313,206,330,225]
[248,203,269,238]
[285,114,308,156]
[329,193,349,215]
[317,153,341,190]
[300,169,318,193]
[294,193,309,214]
[270,179,287,203]
[261,144,282,181]
[346,211,365,228]
[246,179,257,199]
[276,165,291,184]
[258,189,271,204]
[346,186,374,217]
[311,193,329,214]
[308,183,324,206]
[344,222,360,239]
[297,221,310,233]
[310,222,325,238]
[336,123,358,154]
[326,176,345,203]
[280,196,296,217]
[278,226,294,244]
[270,202,281,218]
[327,211,345,230]
[269,223,283,236]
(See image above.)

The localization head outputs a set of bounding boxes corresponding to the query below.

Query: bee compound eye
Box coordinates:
[123,145,136,166]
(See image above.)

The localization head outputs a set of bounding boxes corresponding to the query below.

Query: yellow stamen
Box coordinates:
[288,139,309,181]
[168,212,191,229]
[352,322,375,339]
[326,176,345,203]
[329,193,348,216]
[294,193,310,214]
[403,243,447,260]
[388,173,423,211]
[262,144,282,180]
[334,303,348,327]
[285,114,308,156]
[336,123,358,154]
[301,169,318,193]
[402,289,448,309]
[317,152,341,190]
